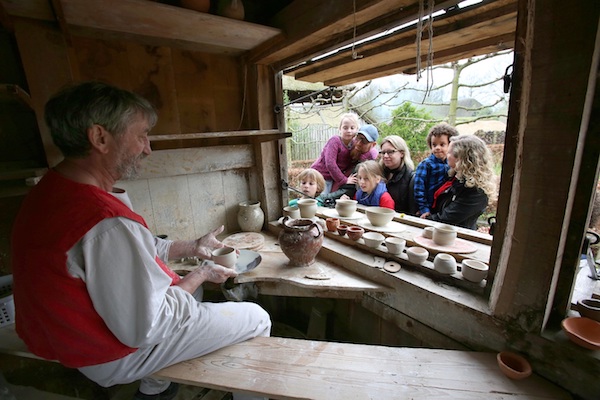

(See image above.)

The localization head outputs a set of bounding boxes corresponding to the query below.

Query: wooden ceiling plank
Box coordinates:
[324,32,515,86]
[0,0,54,21]
[251,0,464,67]
[292,6,516,83]
[57,0,281,54]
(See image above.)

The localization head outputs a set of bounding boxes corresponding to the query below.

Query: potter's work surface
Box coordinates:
[321,208,364,220]
[222,232,265,251]
[413,235,477,254]
[357,219,406,233]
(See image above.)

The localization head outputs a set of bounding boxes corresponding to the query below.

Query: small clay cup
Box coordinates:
[212,246,238,269]
[433,253,457,274]
[433,223,458,246]
[497,351,532,380]
[461,259,489,282]
[363,232,385,248]
[347,226,364,241]
[385,237,406,255]
[283,206,301,219]
[406,246,429,264]
[326,217,340,232]
[422,226,434,239]
[337,224,349,237]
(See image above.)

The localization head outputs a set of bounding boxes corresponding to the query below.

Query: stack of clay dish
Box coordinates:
[365,207,395,226]
[496,351,532,380]
[347,226,364,241]
[433,253,457,274]
[335,199,358,217]
[432,223,458,246]
[577,298,600,322]
[363,232,385,248]
[406,246,428,264]
[561,317,600,350]
[461,259,489,282]
[384,237,406,255]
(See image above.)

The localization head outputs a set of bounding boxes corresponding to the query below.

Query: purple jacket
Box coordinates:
[311,136,378,191]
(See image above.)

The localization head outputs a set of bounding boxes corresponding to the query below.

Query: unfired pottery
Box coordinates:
[278,217,323,267]
[297,198,318,218]
[238,201,265,232]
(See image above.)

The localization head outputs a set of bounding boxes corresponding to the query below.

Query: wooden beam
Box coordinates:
[54,0,281,55]
[291,2,516,84]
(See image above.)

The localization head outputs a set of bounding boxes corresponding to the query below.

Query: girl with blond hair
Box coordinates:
[341,160,394,209]
[427,135,495,229]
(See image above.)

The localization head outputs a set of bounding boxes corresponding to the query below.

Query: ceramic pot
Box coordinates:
[237,201,265,232]
[326,217,340,232]
[337,225,349,237]
[406,246,428,264]
[217,0,245,20]
[461,259,489,282]
[422,226,434,239]
[283,206,301,219]
[365,207,395,226]
[577,298,600,322]
[433,223,458,246]
[347,226,364,241]
[363,232,385,248]
[433,253,457,274]
[385,237,406,254]
[297,198,318,218]
[496,351,532,380]
[278,217,323,267]
[335,199,357,217]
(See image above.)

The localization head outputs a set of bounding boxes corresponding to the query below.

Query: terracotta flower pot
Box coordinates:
[496,351,532,380]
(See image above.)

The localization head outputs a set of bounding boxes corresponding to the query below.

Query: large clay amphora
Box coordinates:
[278,217,323,267]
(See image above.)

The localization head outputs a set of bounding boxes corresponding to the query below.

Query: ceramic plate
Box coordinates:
[321,208,364,220]
[234,250,262,274]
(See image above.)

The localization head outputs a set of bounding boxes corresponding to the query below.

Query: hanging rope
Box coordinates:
[416,0,425,80]
[351,0,363,59]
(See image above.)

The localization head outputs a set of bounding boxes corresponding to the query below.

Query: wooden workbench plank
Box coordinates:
[155,336,571,400]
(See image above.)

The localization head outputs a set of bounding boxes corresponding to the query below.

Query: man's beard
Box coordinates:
[117,153,146,180]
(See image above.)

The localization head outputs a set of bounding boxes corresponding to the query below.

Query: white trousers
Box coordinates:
[79,298,271,399]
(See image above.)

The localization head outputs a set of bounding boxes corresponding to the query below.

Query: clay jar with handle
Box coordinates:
[278,217,324,267]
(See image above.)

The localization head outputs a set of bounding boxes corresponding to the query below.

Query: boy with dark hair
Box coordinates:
[414,123,459,218]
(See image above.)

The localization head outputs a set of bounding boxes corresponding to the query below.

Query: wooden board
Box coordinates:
[154,336,571,400]
[414,235,478,254]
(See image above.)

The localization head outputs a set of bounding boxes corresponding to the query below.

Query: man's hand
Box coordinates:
[192,225,225,259]
[176,260,237,294]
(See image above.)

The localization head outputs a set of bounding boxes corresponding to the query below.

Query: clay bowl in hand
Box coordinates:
[577,298,600,322]
[561,317,600,350]
[365,207,395,226]
[496,351,532,380]
[363,232,385,248]
[406,246,428,264]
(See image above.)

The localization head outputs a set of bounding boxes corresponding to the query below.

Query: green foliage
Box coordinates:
[379,102,436,153]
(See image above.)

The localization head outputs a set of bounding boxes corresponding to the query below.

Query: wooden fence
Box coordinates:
[288,124,337,162]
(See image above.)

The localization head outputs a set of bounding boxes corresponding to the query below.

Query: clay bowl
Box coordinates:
[326,217,340,232]
[384,237,406,255]
[433,253,457,274]
[432,223,458,246]
[363,232,385,248]
[337,224,349,237]
[461,259,489,283]
[561,317,600,350]
[365,207,395,226]
[335,199,358,217]
[347,226,364,241]
[577,298,600,322]
[406,246,428,264]
[496,351,532,380]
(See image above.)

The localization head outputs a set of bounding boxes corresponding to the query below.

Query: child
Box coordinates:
[350,160,395,209]
[288,168,327,207]
[414,123,459,218]
[311,113,361,195]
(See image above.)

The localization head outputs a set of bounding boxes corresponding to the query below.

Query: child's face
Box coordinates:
[431,135,450,160]
[357,170,380,194]
[300,178,319,198]
[339,117,358,143]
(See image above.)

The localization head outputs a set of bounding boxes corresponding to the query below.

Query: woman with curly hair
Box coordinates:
[427,135,495,230]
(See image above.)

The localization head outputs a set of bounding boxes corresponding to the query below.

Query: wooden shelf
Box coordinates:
[149,130,291,151]
[1,0,283,55]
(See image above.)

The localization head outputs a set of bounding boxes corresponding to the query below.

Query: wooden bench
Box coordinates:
[0,325,571,399]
